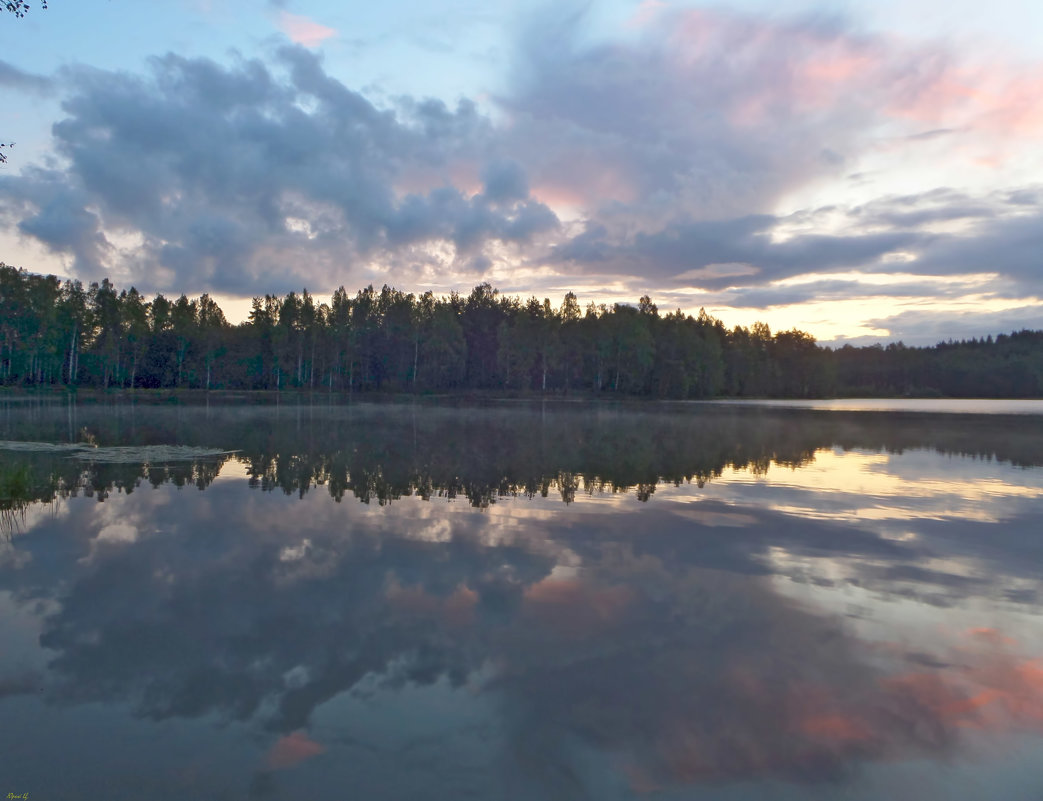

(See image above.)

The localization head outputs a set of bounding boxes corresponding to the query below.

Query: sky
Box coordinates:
[1,0,1041,345]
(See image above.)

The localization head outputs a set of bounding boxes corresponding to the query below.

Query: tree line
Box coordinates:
[2,263,1042,397]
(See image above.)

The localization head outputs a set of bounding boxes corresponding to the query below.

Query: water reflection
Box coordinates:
[4,400,1043,511]
[1,400,1043,800]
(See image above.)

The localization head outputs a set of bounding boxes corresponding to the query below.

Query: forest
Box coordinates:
[2,263,1042,398]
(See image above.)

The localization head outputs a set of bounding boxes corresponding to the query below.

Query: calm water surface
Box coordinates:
[2,399,1043,800]
[705,398,1043,415]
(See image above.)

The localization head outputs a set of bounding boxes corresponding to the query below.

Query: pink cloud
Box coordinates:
[278,11,337,48]
[669,11,1033,125]
[625,0,668,30]
[660,10,1043,157]
[499,6,1043,222]
[898,67,1043,136]
[532,161,639,210]
[264,730,325,770]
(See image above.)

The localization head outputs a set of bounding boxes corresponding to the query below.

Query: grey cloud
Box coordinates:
[0,59,52,94]
[1005,188,1041,206]
[851,199,997,230]
[481,159,528,205]
[905,127,960,141]
[847,187,991,223]
[552,185,1041,297]
[1,47,556,294]
[3,168,110,273]
[556,214,926,288]
[385,186,558,254]
[17,194,107,268]
[556,215,772,271]
[719,280,903,309]
[711,273,1021,312]
[909,211,1043,284]
[835,304,1043,347]
[0,671,41,699]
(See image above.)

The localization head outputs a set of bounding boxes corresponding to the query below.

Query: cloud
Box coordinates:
[503,9,870,220]
[0,47,558,294]
[547,185,1043,328]
[837,304,1043,347]
[499,7,1040,221]
[0,59,52,95]
[497,7,1043,306]
[277,12,337,48]
[480,159,529,205]
[908,209,1043,284]
[0,671,41,699]
[263,730,325,770]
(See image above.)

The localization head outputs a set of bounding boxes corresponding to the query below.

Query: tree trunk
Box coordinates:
[177,341,188,388]
[69,327,79,385]
[412,331,419,393]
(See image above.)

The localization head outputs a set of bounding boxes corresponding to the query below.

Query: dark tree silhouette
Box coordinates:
[4,1,47,19]
[1,263,1042,398]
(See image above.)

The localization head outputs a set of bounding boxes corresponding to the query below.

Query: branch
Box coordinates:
[4,1,49,18]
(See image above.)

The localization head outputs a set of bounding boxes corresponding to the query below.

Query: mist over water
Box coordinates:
[2,399,1043,800]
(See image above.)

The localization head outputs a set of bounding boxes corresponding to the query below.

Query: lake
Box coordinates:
[2,398,1043,800]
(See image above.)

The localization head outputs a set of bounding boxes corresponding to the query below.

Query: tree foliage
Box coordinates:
[2,263,1041,397]
[4,1,47,19]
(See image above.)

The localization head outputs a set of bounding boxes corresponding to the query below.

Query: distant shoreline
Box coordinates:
[2,387,1040,404]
